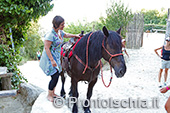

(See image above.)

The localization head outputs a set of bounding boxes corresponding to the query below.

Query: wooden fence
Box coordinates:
[126,13,144,49]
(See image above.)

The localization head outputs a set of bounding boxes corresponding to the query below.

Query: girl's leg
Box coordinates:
[47,71,60,102]
[164,68,168,84]
[165,96,170,113]
[53,87,59,97]
[158,69,163,82]
[47,90,54,102]
[158,69,163,87]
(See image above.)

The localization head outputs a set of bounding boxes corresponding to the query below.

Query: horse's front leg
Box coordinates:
[69,85,73,97]
[60,71,66,98]
[84,78,98,113]
[71,78,79,113]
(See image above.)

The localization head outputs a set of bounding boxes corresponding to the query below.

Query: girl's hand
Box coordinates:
[75,35,80,39]
[51,59,57,67]
[160,87,168,93]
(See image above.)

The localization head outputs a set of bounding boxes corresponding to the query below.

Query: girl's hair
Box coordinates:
[52,16,64,29]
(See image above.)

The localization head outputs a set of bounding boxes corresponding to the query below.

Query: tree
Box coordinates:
[0,0,53,48]
[21,21,44,60]
[64,0,133,38]
[64,21,95,42]
[100,0,133,37]
[141,9,167,31]
[141,9,161,24]
[159,12,168,25]
[0,0,53,89]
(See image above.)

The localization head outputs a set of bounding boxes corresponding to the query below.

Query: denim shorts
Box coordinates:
[160,59,170,69]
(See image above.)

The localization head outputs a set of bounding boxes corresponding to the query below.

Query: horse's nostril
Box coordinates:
[119,69,124,75]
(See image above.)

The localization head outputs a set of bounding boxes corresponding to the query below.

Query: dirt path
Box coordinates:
[18,33,170,113]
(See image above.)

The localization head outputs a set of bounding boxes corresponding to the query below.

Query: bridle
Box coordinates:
[102,37,123,63]
[101,36,123,88]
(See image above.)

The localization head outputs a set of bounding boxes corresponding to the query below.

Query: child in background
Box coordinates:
[122,39,129,58]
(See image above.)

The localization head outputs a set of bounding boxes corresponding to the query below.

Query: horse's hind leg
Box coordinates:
[60,72,66,98]
[84,78,98,113]
[71,78,79,113]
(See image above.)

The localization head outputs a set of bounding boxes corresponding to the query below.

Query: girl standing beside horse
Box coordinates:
[39,15,80,102]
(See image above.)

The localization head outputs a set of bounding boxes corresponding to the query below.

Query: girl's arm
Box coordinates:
[124,50,129,58]
[44,40,57,67]
[154,46,163,58]
[64,33,80,38]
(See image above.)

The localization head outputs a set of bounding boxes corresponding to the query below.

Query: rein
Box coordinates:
[74,32,100,74]
[83,32,93,74]
[100,60,113,88]
[101,37,123,88]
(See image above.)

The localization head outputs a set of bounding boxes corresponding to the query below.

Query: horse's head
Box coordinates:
[102,26,126,78]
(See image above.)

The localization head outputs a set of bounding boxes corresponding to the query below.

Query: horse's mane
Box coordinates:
[73,31,104,65]
[73,30,122,65]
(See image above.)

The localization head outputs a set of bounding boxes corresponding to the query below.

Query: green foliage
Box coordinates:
[0,0,53,49]
[20,21,44,60]
[141,9,167,31]
[64,20,105,42]
[65,21,96,33]
[0,0,53,89]
[64,21,94,42]
[64,0,133,38]
[100,0,133,37]
[159,12,168,25]
[141,9,160,24]
[0,45,27,89]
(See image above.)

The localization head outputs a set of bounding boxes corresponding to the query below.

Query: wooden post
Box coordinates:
[0,73,13,90]
[126,13,144,49]
[165,9,170,38]
[163,8,170,45]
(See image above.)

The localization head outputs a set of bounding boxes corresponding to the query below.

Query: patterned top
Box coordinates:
[39,29,65,76]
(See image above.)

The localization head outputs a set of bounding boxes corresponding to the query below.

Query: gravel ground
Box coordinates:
[18,33,170,113]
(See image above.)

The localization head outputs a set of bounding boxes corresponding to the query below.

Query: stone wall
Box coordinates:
[0,83,44,113]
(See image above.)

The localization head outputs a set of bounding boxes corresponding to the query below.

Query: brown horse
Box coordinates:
[60,26,126,113]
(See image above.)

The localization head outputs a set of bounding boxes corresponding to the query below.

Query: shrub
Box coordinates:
[0,45,27,89]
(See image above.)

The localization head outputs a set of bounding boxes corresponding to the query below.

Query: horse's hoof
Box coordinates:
[60,93,66,98]
[69,93,73,97]
[61,94,66,99]
[72,111,78,113]
[84,107,91,113]
[72,108,78,113]
[84,109,91,113]
[60,92,66,98]
[72,104,78,113]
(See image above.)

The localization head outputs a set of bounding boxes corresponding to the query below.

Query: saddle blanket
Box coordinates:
[61,38,81,58]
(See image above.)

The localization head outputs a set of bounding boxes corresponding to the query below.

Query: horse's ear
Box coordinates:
[116,27,121,34]
[102,26,109,37]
